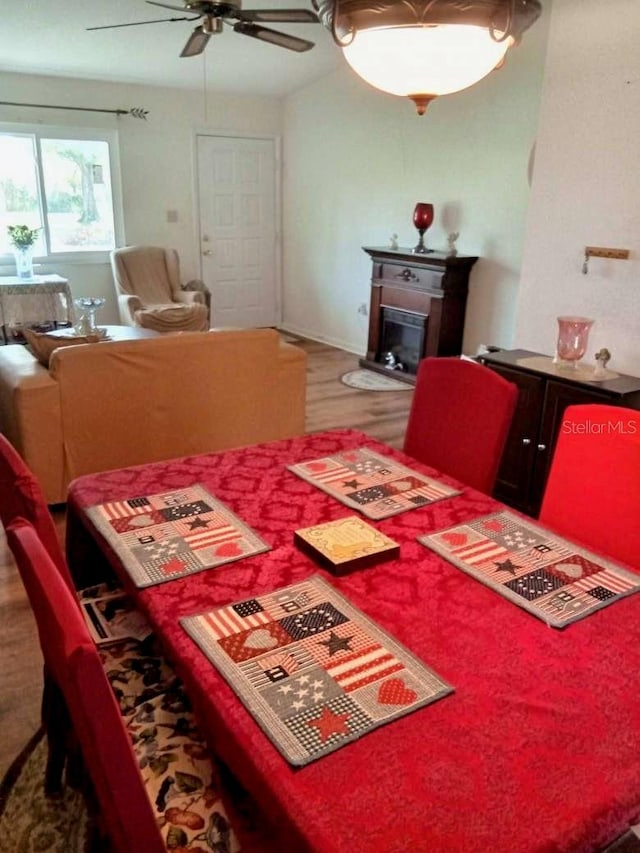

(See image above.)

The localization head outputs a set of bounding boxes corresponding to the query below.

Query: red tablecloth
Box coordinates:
[66,429,640,853]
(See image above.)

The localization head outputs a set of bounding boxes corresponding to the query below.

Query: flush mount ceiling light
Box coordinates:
[312,0,542,114]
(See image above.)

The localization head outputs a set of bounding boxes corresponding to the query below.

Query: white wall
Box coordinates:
[516,0,640,375]
[281,7,550,356]
[0,71,282,324]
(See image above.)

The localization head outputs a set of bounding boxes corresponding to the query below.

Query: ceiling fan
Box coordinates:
[87,0,319,57]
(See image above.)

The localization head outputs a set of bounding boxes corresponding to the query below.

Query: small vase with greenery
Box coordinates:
[7,225,40,280]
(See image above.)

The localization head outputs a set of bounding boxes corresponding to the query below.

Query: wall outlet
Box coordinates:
[357,302,368,316]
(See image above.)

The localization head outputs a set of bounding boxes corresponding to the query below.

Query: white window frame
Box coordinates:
[0,121,125,267]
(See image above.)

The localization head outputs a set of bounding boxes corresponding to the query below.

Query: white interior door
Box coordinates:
[196,135,278,328]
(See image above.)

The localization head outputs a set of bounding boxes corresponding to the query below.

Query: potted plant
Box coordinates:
[7,224,40,280]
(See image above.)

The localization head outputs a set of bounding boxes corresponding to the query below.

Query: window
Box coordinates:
[0,124,123,260]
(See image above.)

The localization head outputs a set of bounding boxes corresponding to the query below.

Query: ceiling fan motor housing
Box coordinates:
[185,0,243,15]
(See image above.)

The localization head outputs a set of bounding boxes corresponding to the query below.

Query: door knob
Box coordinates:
[202,250,213,256]
[521,438,531,446]
[537,443,547,451]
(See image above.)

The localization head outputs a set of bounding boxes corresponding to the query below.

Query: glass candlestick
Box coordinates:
[412,202,434,254]
[74,297,106,335]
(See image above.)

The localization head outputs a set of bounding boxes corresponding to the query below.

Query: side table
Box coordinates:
[479,348,640,516]
[0,275,73,344]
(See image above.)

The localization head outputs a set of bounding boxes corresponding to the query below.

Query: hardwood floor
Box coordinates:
[0,338,413,777]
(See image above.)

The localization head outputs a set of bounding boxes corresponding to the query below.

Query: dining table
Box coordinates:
[65,428,640,853]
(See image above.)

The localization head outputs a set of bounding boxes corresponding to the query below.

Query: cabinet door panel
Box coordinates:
[489,365,544,513]
[530,380,611,514]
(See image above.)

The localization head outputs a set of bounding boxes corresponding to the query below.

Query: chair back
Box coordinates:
[403,357,518,493]
[7,518,164,853]
[539,404,640,567]
[0,433,73,590]
[111,245,178,303]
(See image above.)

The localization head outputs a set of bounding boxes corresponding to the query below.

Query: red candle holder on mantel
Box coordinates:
[412,202,434,254]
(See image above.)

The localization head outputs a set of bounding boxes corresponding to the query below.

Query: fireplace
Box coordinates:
[359,246,478,384]
[379,308,426,375]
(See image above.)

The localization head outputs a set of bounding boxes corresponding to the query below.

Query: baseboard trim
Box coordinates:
[277,324,363,357]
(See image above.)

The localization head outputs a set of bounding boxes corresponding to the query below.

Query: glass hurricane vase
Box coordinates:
[555,316,594,369]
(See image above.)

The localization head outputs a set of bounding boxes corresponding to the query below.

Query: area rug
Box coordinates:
[0,729,91,852]
[340,369,412,391]
[181,575,453,767]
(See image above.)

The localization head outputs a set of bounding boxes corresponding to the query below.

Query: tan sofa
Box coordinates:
[0,329,306,504]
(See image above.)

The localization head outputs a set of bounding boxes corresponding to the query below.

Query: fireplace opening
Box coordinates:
[377,308,427,375]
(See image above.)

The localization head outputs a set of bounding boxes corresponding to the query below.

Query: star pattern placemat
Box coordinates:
[287,447,460,520]
[85,484,270,588]
[181,575,453,766]
[420,510,640,628]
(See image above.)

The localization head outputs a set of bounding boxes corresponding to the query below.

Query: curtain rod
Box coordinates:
[0,101,149,119]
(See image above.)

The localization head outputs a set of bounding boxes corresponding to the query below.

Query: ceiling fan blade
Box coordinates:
[233,21,314,51]
[238,9,319,23]
[87,15,197,31]
[146,0,199,13]
[180,26,212,56]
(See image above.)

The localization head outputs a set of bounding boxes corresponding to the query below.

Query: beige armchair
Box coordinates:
[110,245,210,333]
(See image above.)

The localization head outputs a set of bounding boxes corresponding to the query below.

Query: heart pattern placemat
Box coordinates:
[181,575,453,766]
[288,447,460,520]
[420,511,640,628]
[85,484,270,588]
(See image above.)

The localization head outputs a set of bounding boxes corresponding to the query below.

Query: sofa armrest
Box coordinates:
[274,342,307,437]
[117,293,143,325]
[0,346,64,504]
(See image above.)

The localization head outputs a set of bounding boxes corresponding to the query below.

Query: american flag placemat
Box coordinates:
[181,575,453,766]
[85,484,270,588]
[420,511,640,628]
[288,448,460,520]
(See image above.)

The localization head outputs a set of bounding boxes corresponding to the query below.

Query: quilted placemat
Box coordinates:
[420,510,640,628]
[86,484,270,588]
[287,447,460,520]
[181,575,453,766]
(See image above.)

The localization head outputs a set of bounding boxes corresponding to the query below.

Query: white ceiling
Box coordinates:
[0,0,341,97]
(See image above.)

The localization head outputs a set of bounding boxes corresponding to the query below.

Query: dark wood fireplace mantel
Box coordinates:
[360,246,478,383]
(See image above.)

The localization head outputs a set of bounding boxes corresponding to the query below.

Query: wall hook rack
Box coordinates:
[582,245,629,274]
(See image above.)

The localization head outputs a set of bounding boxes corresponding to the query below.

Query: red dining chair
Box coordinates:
[8,518,274,853]
[403,357,518,493]
[0,432,71,588]
[539,404,640,568]
[0,433,80,792]
[7,518,166,851]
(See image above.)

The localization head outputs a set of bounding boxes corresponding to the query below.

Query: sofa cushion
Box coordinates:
[23,328,102,367]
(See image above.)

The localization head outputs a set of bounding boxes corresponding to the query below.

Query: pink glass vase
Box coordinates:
[555,316,594,368]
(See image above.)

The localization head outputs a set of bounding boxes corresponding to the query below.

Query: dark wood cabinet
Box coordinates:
[360,246,478,383]
[480,349,640,517]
